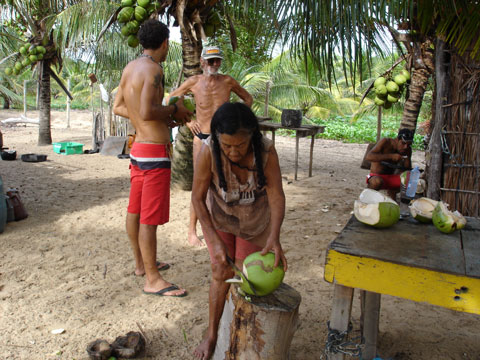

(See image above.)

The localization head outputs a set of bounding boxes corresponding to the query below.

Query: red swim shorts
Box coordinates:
[128,142,171,225]
[204,229,263,264]
[366,173,401,190]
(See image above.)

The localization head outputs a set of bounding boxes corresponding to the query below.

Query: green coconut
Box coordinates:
[4,67,12,75]
[28,45,37,55]
[432,201,467,234]
[127,34,139,48]
[386,81,399,93]
[208,11,222,25]
[118,6,134,23]
[354,189,400,228]
[169,96,196,119]
[204,23,215,37]
[36,45,46,54]
[134,6,148,21]
[401,69,411,81]
[121,24,131,36]
[374,77,386,88]
[394,74,407,86]
[29,54,38,63]
[409,197,438,223]
[137,0,151,8]
[19,46,28,55]
[387,93,399,103]
[375,84,388,96]
[21,58,31,67]
[121,0,134,7]
[374,97,385,106]
[227,252,285,296]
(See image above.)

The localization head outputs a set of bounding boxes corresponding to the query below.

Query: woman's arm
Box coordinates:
[262,146,288,271]
[191,144,228,265]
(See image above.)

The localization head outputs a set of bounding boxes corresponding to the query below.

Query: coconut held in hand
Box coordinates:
[432,201,467,233]
[227,252,285,296]
[354,189,400,228]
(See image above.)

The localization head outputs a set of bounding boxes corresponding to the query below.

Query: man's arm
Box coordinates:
[229,77,253,107]
[167,77,196,103]
[366,138,403,163]
[140,68,191,124]
[113,85,129,118]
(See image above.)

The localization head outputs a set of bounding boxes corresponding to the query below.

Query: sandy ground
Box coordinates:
[0,109,478,360]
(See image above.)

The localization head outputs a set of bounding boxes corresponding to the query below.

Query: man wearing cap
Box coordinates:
[365,128,413,200]
[168,46,253,247]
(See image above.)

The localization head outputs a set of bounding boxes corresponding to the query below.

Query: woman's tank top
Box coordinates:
[205,136,272,240]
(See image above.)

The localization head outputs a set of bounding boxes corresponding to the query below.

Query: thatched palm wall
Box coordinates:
[440,50,480,217]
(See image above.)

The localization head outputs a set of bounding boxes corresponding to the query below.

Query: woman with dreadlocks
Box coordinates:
[192,102,287,360]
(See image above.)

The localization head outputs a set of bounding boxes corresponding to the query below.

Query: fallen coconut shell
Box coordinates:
[111,331,146,358]
[86,339,113,360]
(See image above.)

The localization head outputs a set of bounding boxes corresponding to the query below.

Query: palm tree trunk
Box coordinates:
[2,96,9,109]
[180,27,202,78]
[171,27,203,190]
[38,60,52,145]
[400,39,435,131]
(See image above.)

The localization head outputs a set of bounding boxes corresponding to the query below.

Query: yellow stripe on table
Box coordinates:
[325,249,480,315]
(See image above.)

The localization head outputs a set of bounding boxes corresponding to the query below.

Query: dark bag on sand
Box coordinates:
[6,189,28,221]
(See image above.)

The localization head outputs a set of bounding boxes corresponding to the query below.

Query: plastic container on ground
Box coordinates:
[52,142,84,155]
[405,166,420,198]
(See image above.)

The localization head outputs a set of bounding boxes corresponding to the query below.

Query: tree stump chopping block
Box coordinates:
[212,283,302,360]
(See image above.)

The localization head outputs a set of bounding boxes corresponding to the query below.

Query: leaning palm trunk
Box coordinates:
[400,39,435,131]
[171,26,203,190]
[38,60,52,145]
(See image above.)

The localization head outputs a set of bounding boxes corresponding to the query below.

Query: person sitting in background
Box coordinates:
[365,128,413,201]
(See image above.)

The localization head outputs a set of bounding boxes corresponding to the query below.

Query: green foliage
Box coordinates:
[310,115,425,150]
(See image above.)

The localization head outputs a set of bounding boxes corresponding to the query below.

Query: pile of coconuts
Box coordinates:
[373,69,411,109]
[4,43,47,76]
[117,0,161,48]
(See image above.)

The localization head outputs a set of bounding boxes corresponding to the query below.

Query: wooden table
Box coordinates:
[257,120,325,180]
[324,215,480,359]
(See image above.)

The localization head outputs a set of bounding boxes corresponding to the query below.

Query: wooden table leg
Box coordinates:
[295,131,299,180]
[271,130,275,146]
[309,134,315,177]
[362,291,381,360]
[327,284,354,360]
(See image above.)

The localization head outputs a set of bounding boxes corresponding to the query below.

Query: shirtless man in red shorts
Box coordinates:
[365,128,413,201]
[168,46,253,247]
[113,19,191,297]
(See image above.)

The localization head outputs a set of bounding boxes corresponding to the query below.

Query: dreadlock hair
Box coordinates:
[210,102,266,192]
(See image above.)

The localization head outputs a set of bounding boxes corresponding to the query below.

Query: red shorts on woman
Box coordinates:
[127,142,171,225]
[204,229,263,264]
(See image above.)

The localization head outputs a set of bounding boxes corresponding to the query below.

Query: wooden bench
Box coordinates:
[324,215,480,359]
[257,120,325,180]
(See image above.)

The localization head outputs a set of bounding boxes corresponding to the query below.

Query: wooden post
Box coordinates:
[66,79,71,129]
[264,81,271,117]
[23,80,27,117]
[361,291,381,360]
[309,132,315,177]
[376,106,382,142]
[213,283,301,360]
[294,131,300,180]
[327,284,354,360]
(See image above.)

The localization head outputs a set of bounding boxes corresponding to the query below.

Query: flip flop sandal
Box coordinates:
[143,284,188,297]
[111,331,146,359]
[86,339,112,360]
